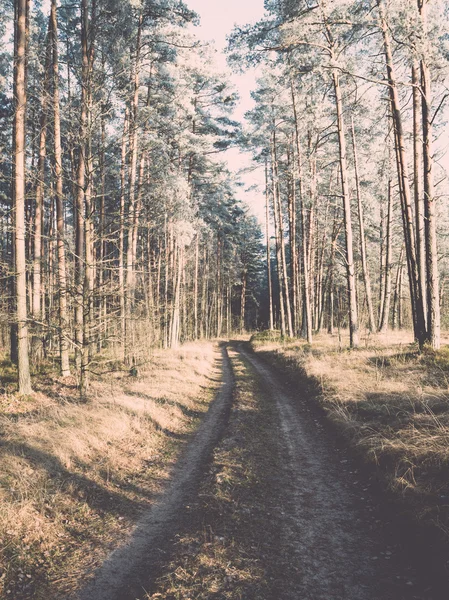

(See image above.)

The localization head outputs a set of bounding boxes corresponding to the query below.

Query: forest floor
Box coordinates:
[0,341,222,599]
[1,333,449,599]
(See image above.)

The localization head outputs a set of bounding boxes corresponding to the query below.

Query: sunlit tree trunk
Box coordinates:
[13,0,32,394]
[32,19,51,323]
[351,116,375,333]
[379,178,393,332]
[333,70,359,348]
[51,0,70,376]
[377,0,426,345]
[265,160,274,330]
[419,0,440,349]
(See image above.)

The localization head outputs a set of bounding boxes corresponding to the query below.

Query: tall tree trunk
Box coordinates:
[379,178,393,332]
[194,233,199,338]
[118,108,128,353]
[419,0,440,349]
[170,244,182,348]
[290,82,312,342]
[32,19,52,322]
[271,137,286,337]
[240,269,247,333]
[265,160,274,330]
[75,0,88,374]
[287,141,298,334]
[377,0,426,345]
[412,61,427,331]
[273,129,294,337]
[51,0,70,376]
[332,71,359,348]
[13,0,32,394]
[124,12,142,362]
[351,116,375,333]
[78,0,95,395]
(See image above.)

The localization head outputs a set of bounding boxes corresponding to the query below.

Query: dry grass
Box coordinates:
[251,330,449,536]
[0,341,220,599]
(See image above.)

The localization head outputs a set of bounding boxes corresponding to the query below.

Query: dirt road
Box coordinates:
[75,342,438,600]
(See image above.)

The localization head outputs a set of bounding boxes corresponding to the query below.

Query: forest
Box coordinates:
[2,1,449,598]
[1,0,265,396]
[229,0,449,352]
[2,0,449,390]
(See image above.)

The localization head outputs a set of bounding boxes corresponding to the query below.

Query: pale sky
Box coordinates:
[186,0,267,225]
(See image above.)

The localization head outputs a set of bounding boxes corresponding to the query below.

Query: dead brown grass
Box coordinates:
[0,341,220,599]
[251,330,449,536]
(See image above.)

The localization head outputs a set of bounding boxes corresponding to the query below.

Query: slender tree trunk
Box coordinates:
[332,71,359,348]
[412,61,427,331]
[118,108,128,353]
[265,160,274,330]
[240,269,247,333]
[290,82,312,342]
[351,116,375,333]
[51,0,70,376]
[273,129,294,337]
[271,137,286,337]
[75,0,88,374]
[194,233,199,338]
[32,20,52,322]
[78,0,95,395]
[419,0,440,348]
[377,0,426,345]
[379,178,393,332]
[124,12,142,362]
[14,0,32,394]
[287,142,298,334]
[170,244,182,348]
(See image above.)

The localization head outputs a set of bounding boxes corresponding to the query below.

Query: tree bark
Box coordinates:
[412,61,427,331]
[379,178,393,332]
[32,19,52,322]
[13,0,32,394]
[124,12,142,362]
[271,136,286,336]
[118,108,128,353]
[265,160,274,330]
[377,0,426,345]
[351,116,375,333]
[419,0,440,348]
[272,129,294,337]
[51,0,70,376]
[333,71,359,348]
[290,83,312,342]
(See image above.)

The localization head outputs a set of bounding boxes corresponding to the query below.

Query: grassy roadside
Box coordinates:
[250,330,449,544]
[144,345,296,600]
[0,341,220,599]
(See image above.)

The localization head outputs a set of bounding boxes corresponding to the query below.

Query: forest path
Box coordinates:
[76,341,434,600]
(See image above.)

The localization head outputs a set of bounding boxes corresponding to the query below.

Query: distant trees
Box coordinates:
[229,0,449,349]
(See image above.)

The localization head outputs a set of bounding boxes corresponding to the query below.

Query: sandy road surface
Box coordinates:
[75,342,438,600]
